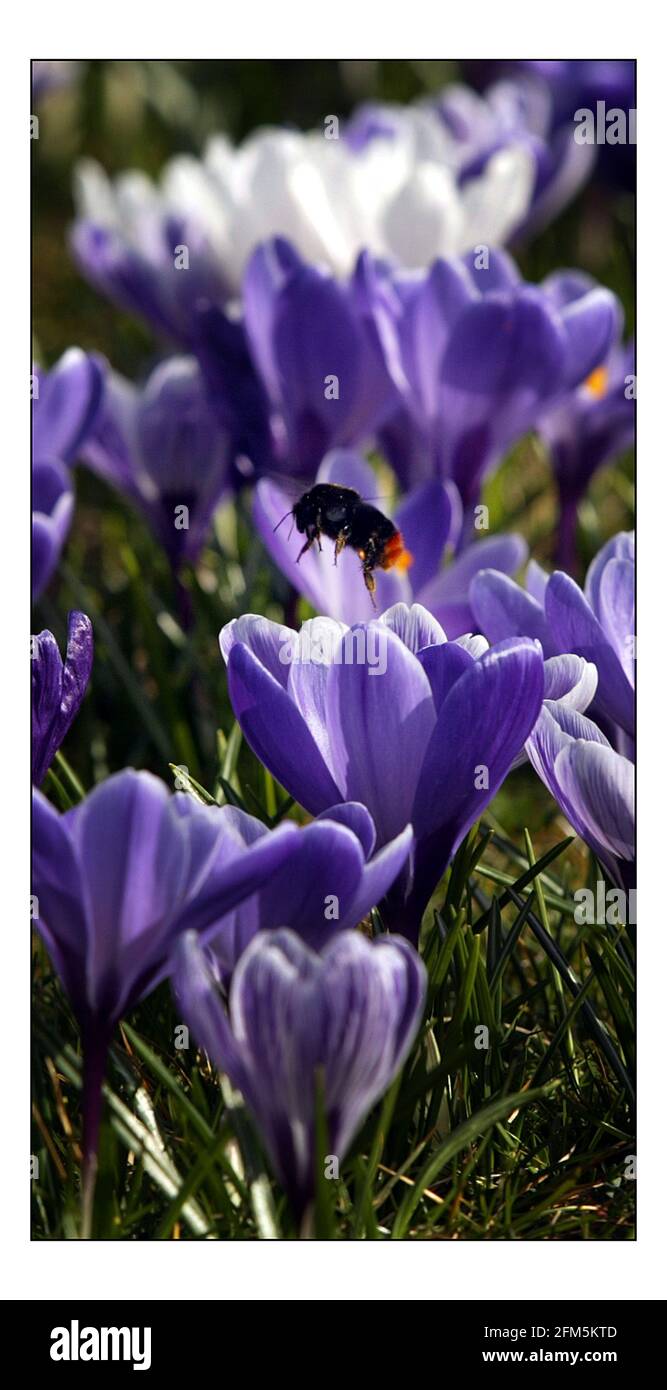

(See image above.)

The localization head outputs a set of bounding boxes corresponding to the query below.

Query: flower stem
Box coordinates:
[80,1029,108,1239]
[555,494,580,575]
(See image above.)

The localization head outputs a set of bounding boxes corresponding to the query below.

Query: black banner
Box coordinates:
[16,1301,659,1375]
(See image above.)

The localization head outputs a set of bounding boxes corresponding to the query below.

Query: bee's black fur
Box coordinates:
[288,482,404,604]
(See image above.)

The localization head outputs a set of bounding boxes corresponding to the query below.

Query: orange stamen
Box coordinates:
[585,365,609,398]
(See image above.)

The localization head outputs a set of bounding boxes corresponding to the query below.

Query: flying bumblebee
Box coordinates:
[276,482,413,604]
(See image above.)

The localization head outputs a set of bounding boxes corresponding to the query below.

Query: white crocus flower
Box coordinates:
[73,99,537,295]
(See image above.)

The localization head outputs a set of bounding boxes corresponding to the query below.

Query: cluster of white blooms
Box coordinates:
[73,90,537,290]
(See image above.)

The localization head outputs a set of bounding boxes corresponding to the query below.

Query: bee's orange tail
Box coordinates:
[380,531,414,572]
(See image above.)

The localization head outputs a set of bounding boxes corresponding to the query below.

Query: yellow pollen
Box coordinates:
[585,365,609,398]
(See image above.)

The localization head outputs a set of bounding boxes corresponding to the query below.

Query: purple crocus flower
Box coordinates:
[220,605,545,938]
[510,61,636,191]
[242,238,397,477]
[511,60,636,128]
[33,348,105,465]
[526,702,635,892]
[357,247,619,509]
[70,165,231,346]
[174,926,426,1220]
[72,187,273,477]
[204,802,413,978]
[470,531,635,747]
[466,61,636,191]
[191,305,275,479]
[537,330,635,571]
[32,612,93,786]
[81,356,233,569]
[32,348,104,599]
[32,458,75,600]
[32,770,332,1230]
[433,76,596,240]
[254,448,527,635]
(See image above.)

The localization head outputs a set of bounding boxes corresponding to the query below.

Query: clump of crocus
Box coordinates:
[32,770,340,1234]
[355,247,620,508]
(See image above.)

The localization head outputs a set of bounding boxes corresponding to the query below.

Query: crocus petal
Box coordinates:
[33,348,105,464]
[379,601,447,654]
[469,567,553,651]
[66,772,191,1014]
[526,701,609,842]
[316,930,426,1157]
[341,823,415,929]
[32,790,88,1007]
[253,820,366,950]
[31,632,64,786]
[526,699,634,882]
[393,479,462,596]
[420,535,528,639]
[382,165,465,265]
[173,930,246,1085]
[270,264,376,468]
[454,632,490,659]
[60,612,94,728]
[558,288,620,390]
[417,640,475,712]
[181,820,328,969]
[525,558,550,604]
[543,653,598,712]
[226,642,342,814]
[324,625,436,844]
[398,258,476,414]
[439,290,566,426]
[31,612,93,786]
[32,514,61,600]
[584,531,634,614]
[597,558,635,686]
[80,370,146,501]
[169,794,267,902]
[284,619,349,766]
[554,741,635,862]
[242,238,303,401]
[315,801,376,859]
[415,636,544,845]
[545,570,634,734]
[409,639,544,925]
[32,459,74,598]
[220,613,294,689]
